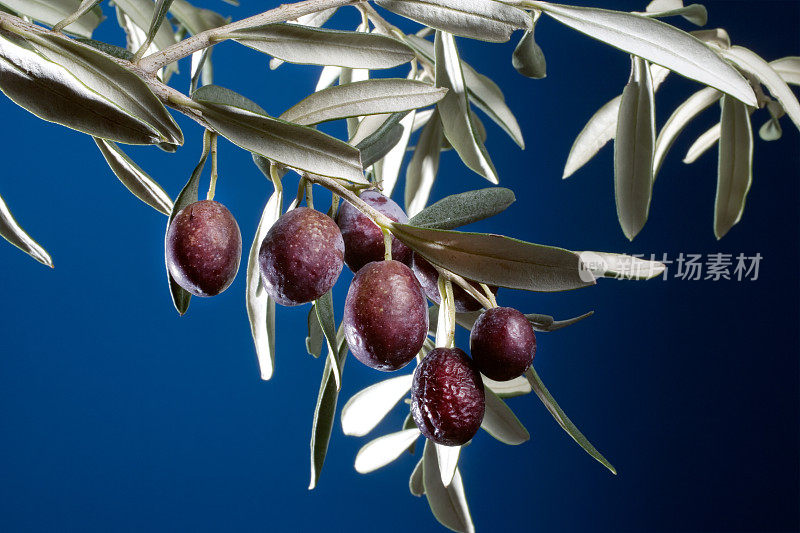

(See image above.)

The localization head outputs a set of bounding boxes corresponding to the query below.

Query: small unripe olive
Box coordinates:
[258,207,344,306]
[343,260,428,371]
[412,253,498,313]
[337,190,412,272]
[166,200,242,297]
[411,347,485,446]
[470,307,536,381]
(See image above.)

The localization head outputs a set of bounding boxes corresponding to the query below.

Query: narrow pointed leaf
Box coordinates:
[169,0,228,35]
[376,110,416,196]
[563,96,621,179]
[341,374,413,437]
[614,57,656,241]
[316,65,342,92]
[653,87,720,178]
[140,0,175,58]
[684,121,720,164]
[406,35,524,148]
[525,367,616,474]
[714,95,753,239]
[422,440,475,533]
[528,310,594,332]
[641,3,707,26]
[435,31,499,183]
[513,11,546,78]
[113,0,178,74]
[355,428,421,474]
[0,190,52,267]
[0,0,102,38]
[94,138,173,215]
[306,305,324,358]
[376,0,530,43]
[531,2,756,106]
[192,85,366,183]
[410,459,425,496]
[281,79,445,126]
[721,46,800,132]
[225,23,414,69]
[315,290,342,390]
[482,375,532,398]
[394,224,594,292]
[481,388,530,445]
[247,191,283,380]
[405,109,444,216]
[0,29,181,146]
[435,443,460,486]
[356,113,408,169]
[577,251,666,280]
[770,57,800,86]
[759,100,784,141]
[310,328,348,489]
[409,187,515,230]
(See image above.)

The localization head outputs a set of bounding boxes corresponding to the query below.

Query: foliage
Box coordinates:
[0,0,796,530]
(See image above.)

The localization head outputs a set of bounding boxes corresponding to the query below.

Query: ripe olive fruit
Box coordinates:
[412,253,498,313]
[258,207,344,306]
[343,260,428,371]
[336,190,412,272]
[470,307,536,381]
[411,347,485,446]
[166,200,242,297]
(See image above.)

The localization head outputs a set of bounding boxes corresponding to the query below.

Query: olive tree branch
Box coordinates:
[138,0,362,74]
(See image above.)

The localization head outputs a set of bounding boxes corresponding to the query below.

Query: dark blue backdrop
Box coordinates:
[0,1,797,531]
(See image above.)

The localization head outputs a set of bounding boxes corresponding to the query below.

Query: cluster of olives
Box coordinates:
[165,190,537,447]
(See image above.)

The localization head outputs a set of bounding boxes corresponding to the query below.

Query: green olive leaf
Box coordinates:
[280,79,446,126]
[770,57,800,86]
[512,11,546,79]
[376,0,530,43]
[169,0,228,35]
[405,108,444,217]
[759,100,784,141]
[354,428,421,474]
[0,189,53,267]
[394,224,594,292]
[721,46,800,133]
[225,23,414,69]
[409,459,425,496]
[192,85,366,183]
[0,0,102,38]
[653,87,720,178]
[435,31,499,184]
[408,187,516,230]
[374,109,417,196]
[113,0,178,78]
[691,28,731,50]
[614,56,656,241]
[306,304,324,358]
[315,290,342,390]
[247,188,283,380]
[0,28,182,147]
[309,325,348,490]
[530,1,757,106]
[714,95,753,239]
[422,440,475,533]
[341,374,413,437]
[527,310,594,332]
[481,388,530,445]
[577,251,666,280]
[641,2,707,27]
[94,138,173,215]
[482,375,531,398]
[406,35,524,149]
[434,443,460,487]
[525,367,617,475]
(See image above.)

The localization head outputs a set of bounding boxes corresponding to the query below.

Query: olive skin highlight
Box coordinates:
[166,200,242,297]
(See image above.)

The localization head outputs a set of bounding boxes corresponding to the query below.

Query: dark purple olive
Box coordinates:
[166,200,242,297]
[343,260,428,371]
[337,190,412,272]
[470,307,536,381]
[411,347,485,446]
[258,207,344,306]
[412,253,498,313]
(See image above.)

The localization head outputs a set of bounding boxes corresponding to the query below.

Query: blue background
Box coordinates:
[0,0,797,531]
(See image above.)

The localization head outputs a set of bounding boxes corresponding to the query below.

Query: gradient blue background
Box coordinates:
[0,1,797,531]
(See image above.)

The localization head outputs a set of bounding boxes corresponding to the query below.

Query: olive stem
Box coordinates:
[206,133,219,200]
[138,0,362,74]
[52,0,99,33]
[382,228,393,261]
[480,283,498,308]
[269,163,284,196]
[435,276,456,349]
[305,181,315,210]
